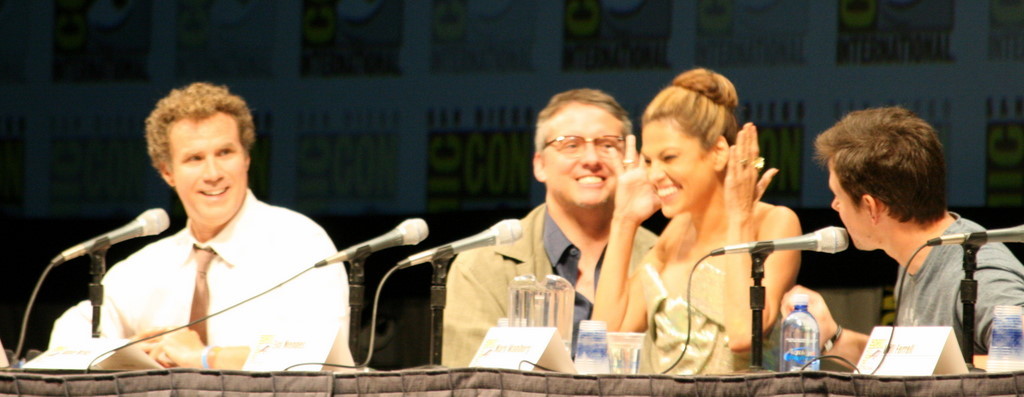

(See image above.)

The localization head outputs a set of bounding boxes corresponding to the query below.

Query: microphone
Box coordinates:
[709,226,849,256]
[396,219,523,269]
[315,218,429,267]
[55,208,170,264]
[926,224,1024,246]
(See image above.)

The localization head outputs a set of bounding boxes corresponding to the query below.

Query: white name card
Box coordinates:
[857,326,968,375]
[243,324,336,372]
[24,339,162,371]
[469,327,575,373]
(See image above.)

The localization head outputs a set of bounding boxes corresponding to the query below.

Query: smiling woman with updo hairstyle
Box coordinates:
[592,68,803,374]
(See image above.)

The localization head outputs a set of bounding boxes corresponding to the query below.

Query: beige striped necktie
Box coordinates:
[189,245,216,344]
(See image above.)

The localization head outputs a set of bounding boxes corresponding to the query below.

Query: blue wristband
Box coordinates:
[201,346,216,369]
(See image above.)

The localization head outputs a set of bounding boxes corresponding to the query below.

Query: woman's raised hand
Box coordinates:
[614,134,660,225]
[725,123,778,215]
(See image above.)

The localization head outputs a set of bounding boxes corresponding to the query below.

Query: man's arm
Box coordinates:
[140,328,249,369]
[822,328,869,365]
[593,135,661,332]
[782,285,868,365]
[442,250,508,368]
[972,246,1024,352]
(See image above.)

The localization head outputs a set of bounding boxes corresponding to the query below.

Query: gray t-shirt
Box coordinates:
[896,214,1024,354]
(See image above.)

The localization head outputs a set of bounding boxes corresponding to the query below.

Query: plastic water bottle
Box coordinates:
[574,320,610,374]
[987,305,1024,372]
[780,293,820,371]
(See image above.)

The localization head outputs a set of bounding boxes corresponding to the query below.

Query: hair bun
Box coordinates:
[672,68,738,110]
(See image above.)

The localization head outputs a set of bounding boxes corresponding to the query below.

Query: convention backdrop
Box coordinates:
[1,0,1023,367]
[2,0,1023,219]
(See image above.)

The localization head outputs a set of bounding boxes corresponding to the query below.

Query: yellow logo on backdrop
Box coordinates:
[303,3,336,45]
[697,0,732,35]
[757,126,802,196]
[565,0,601,38]
[987,123,1024,207]
[49,138,146,214]
[433,0,466,41]
[839,0,876,30]
[427,130,531,212]
[298,133,398,202]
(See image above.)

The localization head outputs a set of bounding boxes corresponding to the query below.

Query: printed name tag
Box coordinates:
[469,327,575,373]
[857,326,967,375]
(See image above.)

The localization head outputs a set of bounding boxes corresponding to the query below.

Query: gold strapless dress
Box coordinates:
[637,263,778,374]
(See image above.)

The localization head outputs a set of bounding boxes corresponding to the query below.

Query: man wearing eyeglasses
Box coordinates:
[442,89,658,367]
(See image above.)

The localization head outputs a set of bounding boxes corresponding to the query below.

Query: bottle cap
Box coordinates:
[579,320,607,332]
[995,305,1022,316]
[790,293,809,306]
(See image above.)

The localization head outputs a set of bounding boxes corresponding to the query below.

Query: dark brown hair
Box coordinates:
[815,106,947,224]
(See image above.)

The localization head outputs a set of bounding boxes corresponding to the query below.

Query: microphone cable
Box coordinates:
[13,256,65,364]
[864,242,926,376]
[354,263,399,368]
[85,262,328,372]
[800,354,860,372]
[284,261,404,371]
[658,252,712,375]
[16,209,170,365]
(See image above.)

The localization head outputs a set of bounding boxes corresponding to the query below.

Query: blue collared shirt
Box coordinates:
[542,211,605,355]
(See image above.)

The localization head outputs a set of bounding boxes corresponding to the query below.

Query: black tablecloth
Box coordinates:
[3,367,1024,397]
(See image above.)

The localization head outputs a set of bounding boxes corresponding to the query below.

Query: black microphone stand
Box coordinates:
[428,246,456,366]
[347,246,373,364]
[747,250,770,372]
[959,242,981,371]
[88,237,111,338]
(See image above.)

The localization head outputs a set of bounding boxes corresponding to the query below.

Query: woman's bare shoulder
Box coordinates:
[754,201,801,237]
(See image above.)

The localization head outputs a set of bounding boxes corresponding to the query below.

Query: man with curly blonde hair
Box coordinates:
[50,82,353,370]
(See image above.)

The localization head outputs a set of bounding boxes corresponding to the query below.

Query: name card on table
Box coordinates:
[24,339,162,370]
[857,326,968,375]
[243,324,337,371]
[469,327,575,373]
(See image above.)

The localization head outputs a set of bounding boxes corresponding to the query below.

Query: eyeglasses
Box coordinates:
[544,135,625,157]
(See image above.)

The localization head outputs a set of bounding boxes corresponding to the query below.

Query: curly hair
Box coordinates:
[145,82,255,171]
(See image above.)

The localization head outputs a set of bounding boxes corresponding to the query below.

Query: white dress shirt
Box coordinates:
[49,190,353,366]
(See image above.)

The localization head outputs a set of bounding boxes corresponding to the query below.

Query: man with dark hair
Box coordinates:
[785,106,1024,364]
[442,89,657,367]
